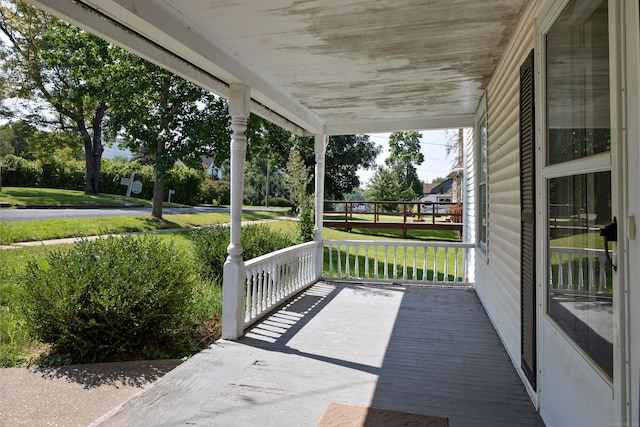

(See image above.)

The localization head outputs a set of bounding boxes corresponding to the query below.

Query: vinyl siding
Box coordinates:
[475,0,538,386]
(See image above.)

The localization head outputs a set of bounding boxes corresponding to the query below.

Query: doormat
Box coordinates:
[316,402,448,427]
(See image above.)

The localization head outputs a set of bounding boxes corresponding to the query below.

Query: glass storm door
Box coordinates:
[544,0,614,380]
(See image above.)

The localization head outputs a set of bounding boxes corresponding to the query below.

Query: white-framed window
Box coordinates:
[477,109,488,251]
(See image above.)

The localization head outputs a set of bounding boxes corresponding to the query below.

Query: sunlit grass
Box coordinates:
[0,210,285,244]
[0,186,187,208]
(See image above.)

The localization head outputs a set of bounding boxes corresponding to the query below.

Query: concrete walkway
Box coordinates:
[0,360,181,427]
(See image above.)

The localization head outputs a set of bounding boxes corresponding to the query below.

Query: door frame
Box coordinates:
[534,0,629,424]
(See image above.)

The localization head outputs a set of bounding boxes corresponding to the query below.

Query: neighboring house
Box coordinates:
[35,1,640,426]
[418,178,453,214]
[201,156,225,179]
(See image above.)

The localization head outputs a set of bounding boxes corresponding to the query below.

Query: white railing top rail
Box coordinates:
[244,240,320,268]
[323,239,474,248]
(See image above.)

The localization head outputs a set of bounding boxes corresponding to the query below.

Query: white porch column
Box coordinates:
[314,134,328,278]
[222,83,250,340]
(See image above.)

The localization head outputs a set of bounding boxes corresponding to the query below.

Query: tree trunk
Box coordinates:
[151,167,165,220]
[151,138,166,220]
[80,102,107,195]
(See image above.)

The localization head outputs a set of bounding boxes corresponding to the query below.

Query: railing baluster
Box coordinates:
[345,243,351,278]
[422,246,428,282]
[588,251,595,292]
[558,252,565,290]
[578,248,585,291]
[433,246,440,282]
[412,245,418,281]
[393,246,398,280]
[598,253,606,293]
[402,245,408,280]
[444,247,449,283]
[364,244,370,279]
[567,250,574,291]
[454,247,460,283]
[355,244,360,278]
[383,244,389,279]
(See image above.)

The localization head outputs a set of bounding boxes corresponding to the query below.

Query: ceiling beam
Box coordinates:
[324,115,476,135]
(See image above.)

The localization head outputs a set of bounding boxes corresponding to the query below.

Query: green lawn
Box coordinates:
[0,187,188,208]
[0,210,288,244]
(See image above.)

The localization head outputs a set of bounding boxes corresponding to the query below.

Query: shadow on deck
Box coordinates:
[93,283,544,427]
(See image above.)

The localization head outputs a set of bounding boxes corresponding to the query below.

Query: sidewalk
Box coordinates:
[0,360,181,427]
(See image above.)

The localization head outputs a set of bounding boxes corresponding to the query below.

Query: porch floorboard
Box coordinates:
[94,282,544,427]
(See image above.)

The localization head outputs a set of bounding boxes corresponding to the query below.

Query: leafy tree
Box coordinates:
[284,146,314,241]
[444,128,465,168]
[0,2,121,194]
[295,134,380,200]
[108,58,228,219]
[386,131,424,197]
[246,115,292,206]
[431,177,446,184]
[365,166,404,212]
[0,120,36,159]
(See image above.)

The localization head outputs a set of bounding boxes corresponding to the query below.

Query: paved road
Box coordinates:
[0,206,229,222]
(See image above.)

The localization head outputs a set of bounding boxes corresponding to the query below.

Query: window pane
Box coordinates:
[479,121,487,182]
[479,184,487,243]
[547,171,612,377]
[546,0,610,165]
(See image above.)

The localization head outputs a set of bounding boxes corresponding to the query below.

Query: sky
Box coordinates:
[358,129,457,188]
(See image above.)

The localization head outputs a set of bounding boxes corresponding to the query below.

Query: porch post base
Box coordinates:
[222,254,245,340]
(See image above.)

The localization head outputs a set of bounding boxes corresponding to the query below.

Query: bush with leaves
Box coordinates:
[189,223,295,283]
[0,155,42,187]
[198,178,230,205]
[19,235,199,363]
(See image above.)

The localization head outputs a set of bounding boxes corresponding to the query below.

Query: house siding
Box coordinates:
[475,0,538,398]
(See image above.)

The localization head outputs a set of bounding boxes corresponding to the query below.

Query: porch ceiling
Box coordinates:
[29,0,528,135]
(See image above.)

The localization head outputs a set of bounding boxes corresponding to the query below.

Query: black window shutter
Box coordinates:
[520,49,536,390]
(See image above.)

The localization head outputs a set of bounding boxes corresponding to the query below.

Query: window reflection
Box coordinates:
[546,0,610,165]
[545,0,612,378]
[547,172,612,377]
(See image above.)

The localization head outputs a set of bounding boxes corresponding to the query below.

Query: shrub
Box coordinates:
[19,235,199,363]
[0,155,42,187]
[267,197,291,208]
[189,223,295,283]
[297,204,315,243]
[198,178,230,205]
[39,158,84,191]
[165,165,205,205]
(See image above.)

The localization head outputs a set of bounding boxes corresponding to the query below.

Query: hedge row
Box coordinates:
[0,155,208,205]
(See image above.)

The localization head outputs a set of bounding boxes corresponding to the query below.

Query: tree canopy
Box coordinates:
[108,57,226,219]
[0,1,121,193]
[365,165,404,211]
[385,131,424,197]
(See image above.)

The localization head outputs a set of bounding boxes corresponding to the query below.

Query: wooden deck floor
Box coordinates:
[94,283,544,427]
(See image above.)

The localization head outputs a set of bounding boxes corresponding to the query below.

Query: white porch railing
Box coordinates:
[548,246,612,296]
[243,241,321,328]
[323,240,474,285]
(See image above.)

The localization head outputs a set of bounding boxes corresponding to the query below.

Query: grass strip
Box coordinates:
[0,210,285,244]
